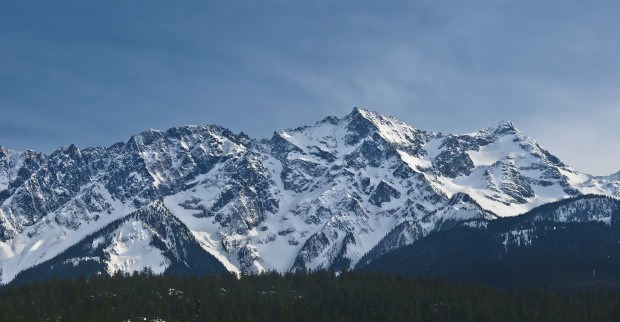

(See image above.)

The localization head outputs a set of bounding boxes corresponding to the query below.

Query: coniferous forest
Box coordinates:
[1,270,620,321]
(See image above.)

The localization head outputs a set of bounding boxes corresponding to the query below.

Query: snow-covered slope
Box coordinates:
[1,107,618,283]
[10,200,227,284]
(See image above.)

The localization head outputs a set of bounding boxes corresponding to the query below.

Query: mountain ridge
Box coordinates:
[359,194,620,291]
[1,107,618,283]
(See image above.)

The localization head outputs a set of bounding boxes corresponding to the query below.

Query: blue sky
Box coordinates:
[1,1,619,175]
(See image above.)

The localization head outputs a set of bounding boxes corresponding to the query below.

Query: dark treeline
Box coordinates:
[1,270,620,321]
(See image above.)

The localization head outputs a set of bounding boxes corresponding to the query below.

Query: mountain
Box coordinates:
[1,107,618,284]
[359,194,620,291]
[10,200,227,284]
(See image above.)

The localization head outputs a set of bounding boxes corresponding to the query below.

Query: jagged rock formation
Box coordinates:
[1,107,618,283]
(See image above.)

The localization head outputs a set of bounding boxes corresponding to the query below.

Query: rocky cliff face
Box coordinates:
[1,107,618,283]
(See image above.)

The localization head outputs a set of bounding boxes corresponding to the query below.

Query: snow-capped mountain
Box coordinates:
[1,107,618,283]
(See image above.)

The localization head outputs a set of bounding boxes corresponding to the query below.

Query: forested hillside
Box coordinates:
[2,270,619,321]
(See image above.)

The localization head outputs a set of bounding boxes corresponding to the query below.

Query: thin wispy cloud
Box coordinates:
[1,1,618,175]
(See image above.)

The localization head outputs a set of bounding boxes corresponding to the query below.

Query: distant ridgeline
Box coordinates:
[1,107,619,290]
[359,194,620,291]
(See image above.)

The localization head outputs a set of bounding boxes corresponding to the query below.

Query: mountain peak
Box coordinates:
[51,144,81,157]
[350,106,371,116]
[485,120,519,136]
[344,107,381,145]
[127,128,166,148]
[347,107,390,124]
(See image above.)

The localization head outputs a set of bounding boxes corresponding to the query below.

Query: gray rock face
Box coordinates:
[0,108,618,283]
[433,136,477,178]
[369,181,401,207]
[483,161,535,204]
